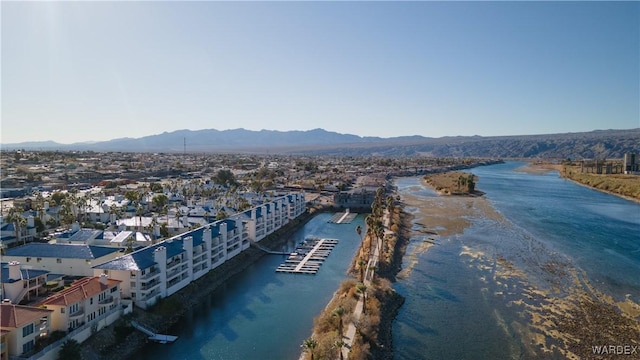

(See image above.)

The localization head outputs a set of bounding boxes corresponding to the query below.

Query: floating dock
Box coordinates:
[276,238,339,275]
[329,209,358,224]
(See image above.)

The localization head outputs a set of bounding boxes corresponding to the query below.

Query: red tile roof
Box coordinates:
[0,304,52,329]
[38,277,121,307]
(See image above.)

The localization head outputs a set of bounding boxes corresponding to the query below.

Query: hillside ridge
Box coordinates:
[3,127,639,159]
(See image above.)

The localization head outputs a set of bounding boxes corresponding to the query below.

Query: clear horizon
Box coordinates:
[2,126,640,146]
[2,1,639,144]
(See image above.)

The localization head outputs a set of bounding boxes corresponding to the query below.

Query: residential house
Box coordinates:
[38,275,122,334]
[0,302,52,358]
[0,215,36,248]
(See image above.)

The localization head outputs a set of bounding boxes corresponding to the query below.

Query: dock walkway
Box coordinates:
[250,242,290,255]
[276,238,339,275]
[131,320,178,344]
[329,209,358,224]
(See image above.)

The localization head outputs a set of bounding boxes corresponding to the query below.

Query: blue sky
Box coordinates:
[2,1,638,144]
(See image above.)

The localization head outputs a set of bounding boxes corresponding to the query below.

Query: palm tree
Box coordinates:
[216,210,228,221]
[356,283,367,314]
[124,236,135,254]
[301,337,318,360]
[73,192,87,224]
[152,194,168,213]
[333,339,346,360]
[333,306,345,337]
[34,192,46,223]
[175,205,185,230]
[57,339,81,360]
[467,174,476,192]
[386,195,395,214]
[358,259,366,282]
[365,215,375,258]
[59,199,75,229]
[376,226,385,264]
[33,198,46,237]
[136,204,144,232]
[108,204,121,230]
[6,207,27,245]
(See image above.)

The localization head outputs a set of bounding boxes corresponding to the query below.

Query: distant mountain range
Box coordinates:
[3,128,639,159]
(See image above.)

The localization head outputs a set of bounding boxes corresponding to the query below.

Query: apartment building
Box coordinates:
[0,261,49,305]
[3,243,122,277]
[93,193,305,309]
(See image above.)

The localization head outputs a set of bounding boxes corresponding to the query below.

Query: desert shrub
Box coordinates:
[113,321,133,343]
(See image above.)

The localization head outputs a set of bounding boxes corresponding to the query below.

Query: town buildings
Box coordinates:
[623,153,640,174]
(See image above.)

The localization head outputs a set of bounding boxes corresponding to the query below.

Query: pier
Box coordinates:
[329,209,358,224]
[131,320,178,344]
[276,237,339,275]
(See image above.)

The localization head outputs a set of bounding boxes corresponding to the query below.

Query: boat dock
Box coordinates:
[131,320,178,344]
[276,238,339,275]
[329,209,358,224]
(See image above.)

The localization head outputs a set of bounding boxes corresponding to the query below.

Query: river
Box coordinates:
[392,161,640,359]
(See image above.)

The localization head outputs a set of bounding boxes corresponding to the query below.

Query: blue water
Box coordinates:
[137,212,365,360]
[471,162,640,296]
[392,161,640,359]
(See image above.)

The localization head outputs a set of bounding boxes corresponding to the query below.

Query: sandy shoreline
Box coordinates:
[397,177,640,359]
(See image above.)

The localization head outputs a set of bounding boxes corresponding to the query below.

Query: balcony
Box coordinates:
[141,289,160,301]
[167,259,182,270]
[141,268,160,280]
[69,308,84,320]
[140,280,160,291]
[194,253,207,265]
[99,296,115,305]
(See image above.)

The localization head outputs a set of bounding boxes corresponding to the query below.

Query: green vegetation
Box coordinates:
[424,171,478,195]
[113,319,134,343]
[57,339,82,360]
[212,169,238,187]
[301,337,318,360]
[562,165,640,201]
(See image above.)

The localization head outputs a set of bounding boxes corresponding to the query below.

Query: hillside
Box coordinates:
[2,128,638,159]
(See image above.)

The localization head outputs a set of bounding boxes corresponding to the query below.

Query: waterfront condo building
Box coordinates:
[93,193,305,309]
